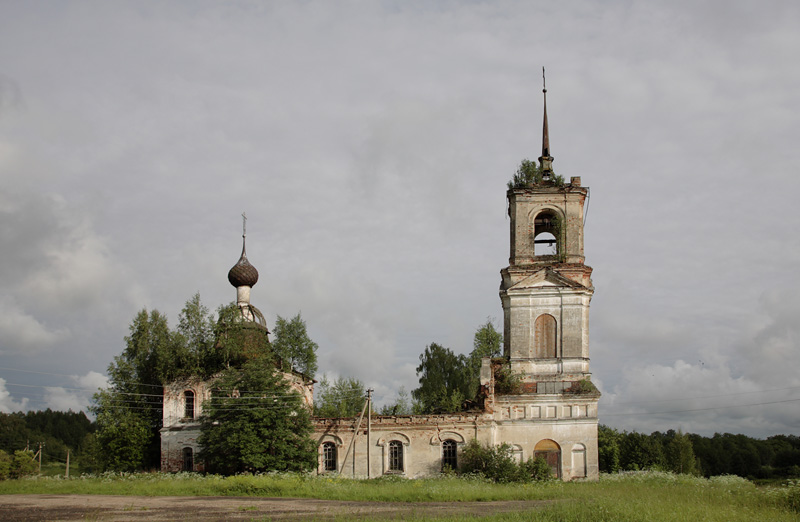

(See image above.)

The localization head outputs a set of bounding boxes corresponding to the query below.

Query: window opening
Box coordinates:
[323,442,337,472]
[184,390,195,419]
[533,211,559,256]
[442,440,457,471]
[534,232,557,256]
[182,447,193,472]
[389,440,404,472]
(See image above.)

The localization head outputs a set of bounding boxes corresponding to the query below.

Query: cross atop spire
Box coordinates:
[538,67,554,175]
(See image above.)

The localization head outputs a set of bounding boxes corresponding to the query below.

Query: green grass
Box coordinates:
[0,471,798,522]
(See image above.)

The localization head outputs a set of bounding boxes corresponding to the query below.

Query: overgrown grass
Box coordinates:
[0,471,798,521]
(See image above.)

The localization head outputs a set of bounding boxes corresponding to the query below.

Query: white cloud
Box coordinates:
[0,297,63,353]
[0,378,28,413]
[74,371,109,392]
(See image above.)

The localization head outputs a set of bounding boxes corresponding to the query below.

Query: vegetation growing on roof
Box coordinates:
[566,379,599,395]
[507,158,565,189]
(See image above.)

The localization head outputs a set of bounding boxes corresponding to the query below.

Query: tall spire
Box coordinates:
[240,211,248,259]
[538,67,554,175]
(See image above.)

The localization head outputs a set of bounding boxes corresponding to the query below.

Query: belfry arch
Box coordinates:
[532,209,562,257]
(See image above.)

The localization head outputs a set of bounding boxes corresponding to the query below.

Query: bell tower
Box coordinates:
[500,74,594,390]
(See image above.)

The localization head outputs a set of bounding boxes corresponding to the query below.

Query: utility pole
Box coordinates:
[366,389,373,479]
[340,399,368,477]
[37,442,44,474]
[65,449,70,478]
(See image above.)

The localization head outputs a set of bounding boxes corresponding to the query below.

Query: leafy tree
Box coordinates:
[177,293,214,376]
[619,431,665,471]
[412,343,470,414]
[465,319,502,398]
[598,424,621,473]
[272,313,318,378]
[412,320,504,414]
[0,450,11,480]
[77,433,101,474]
[93,308,175,470]
[93,390,151,472]
[199,357,316,474]
[0,413,29,453]
[379,387,412,416]
[314,376,367,417]
[665,430,697,475]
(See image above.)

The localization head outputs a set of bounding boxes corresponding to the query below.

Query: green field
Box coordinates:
[1,471,798,521]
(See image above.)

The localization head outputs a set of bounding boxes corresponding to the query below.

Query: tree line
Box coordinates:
[599,425,800,479]
[0,409,96,476]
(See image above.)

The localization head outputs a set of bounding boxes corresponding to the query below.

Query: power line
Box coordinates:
[602,397,800,417]
[607,385,800,406]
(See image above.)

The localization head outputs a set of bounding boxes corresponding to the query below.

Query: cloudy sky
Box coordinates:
[1,0,799,438]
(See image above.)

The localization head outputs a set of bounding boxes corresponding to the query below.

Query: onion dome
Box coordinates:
[228,239,259,288]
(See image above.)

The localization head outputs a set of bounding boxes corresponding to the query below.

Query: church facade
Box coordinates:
[161,90,600,480]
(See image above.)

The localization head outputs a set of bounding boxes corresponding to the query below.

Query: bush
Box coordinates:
[460,439,550,483]
[566,379,599,395]
[11,450,37,479]
[521,456,553,481]
[0,450,11,480]
[493,363,522,395]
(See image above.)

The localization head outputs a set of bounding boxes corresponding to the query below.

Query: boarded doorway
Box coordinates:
[534,439,561,478]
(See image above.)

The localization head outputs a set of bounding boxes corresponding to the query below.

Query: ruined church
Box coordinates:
[161,88,600,480]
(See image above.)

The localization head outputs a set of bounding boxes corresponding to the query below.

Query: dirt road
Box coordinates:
[0,495,554,521]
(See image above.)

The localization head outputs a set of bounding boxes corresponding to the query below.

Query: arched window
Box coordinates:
[534,439,561,478]
[533,211,559,257]
[442,440,457,471]
[323,442,337,472]
[182,447,193,472]
[534,314,557,358]
[184,390,195,419]
[389,440,404,472]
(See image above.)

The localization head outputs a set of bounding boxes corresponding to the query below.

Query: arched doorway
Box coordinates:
[182,447,193,472]
[534,439,561,478]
